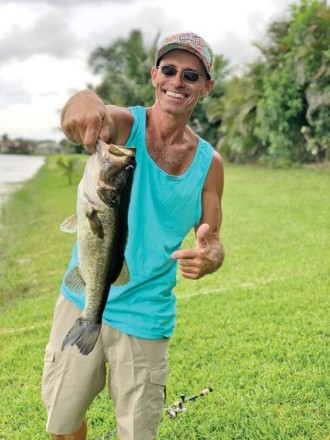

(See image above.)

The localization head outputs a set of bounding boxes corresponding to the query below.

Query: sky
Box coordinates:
[0,0,300,143]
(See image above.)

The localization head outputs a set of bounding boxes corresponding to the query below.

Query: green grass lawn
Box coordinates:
[0,157,329,439]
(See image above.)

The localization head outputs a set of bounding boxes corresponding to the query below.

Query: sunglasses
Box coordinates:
[157,65,206,83]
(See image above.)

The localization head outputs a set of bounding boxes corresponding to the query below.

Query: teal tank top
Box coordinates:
[61,106,214,339]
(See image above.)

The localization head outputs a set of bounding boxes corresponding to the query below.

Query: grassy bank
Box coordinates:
[0,157,329,439]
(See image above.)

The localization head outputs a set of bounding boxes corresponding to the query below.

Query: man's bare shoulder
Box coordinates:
[209,150,224,178]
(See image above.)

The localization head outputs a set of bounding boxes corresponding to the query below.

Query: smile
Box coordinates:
[165,90,186,99]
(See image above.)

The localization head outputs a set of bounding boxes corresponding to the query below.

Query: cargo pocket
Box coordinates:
[144,366,168,429]
[41,348,56,409]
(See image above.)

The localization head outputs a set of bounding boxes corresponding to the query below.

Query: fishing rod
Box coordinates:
[165,387,213,418]
[96,386,213,439]
[96,431,117,439]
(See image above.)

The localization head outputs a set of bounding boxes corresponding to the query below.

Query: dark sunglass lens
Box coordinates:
[183,71,199,82]
[161,65,177,76]
[160,65,201,82]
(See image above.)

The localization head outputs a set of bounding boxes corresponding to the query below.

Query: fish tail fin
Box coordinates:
[62,317,102,356]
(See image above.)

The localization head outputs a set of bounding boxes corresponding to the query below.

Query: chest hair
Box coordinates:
[146,130,197,176]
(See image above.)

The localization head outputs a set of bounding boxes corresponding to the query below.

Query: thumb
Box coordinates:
[196,223,210,248]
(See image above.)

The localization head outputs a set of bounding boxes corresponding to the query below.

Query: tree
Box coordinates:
[60,138,85,154]
[57,156,81,185]
[213,62,264,163]
[215,0,330,166]
[254,0,330,165]
[89,30,158,107]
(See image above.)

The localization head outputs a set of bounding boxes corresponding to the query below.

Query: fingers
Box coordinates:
[83,123,102,153]
[177,258,205,279]
[84,114,111,149]
[172,249,195,260]
[196,223,210,248]
[80,112,109,153]
[99,117,112,143]
[172,248,207,280]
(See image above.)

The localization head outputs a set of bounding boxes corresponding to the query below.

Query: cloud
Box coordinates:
[0,0,146,64]
[217,31,256,68]
[0,10,81,63]
[1,0,135,5]
[82,3,178,50]
[0,80,31,110]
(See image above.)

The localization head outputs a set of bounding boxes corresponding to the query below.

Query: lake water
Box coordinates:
[0,154,45,205]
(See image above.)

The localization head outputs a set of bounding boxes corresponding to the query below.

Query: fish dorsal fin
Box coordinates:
[64,265,86,295]
[113,259,130,286]
[60,214,78,233]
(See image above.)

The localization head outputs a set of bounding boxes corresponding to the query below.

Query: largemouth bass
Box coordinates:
[60,140,136,355]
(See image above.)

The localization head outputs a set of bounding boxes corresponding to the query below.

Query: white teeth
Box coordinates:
[166,91,185,99]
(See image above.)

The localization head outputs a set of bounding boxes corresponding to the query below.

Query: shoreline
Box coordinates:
[0,155,45,207]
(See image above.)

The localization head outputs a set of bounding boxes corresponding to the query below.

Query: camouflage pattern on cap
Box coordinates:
[156,32,214,79]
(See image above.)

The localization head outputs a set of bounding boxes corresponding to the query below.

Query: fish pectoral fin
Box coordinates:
[86,210,104,239]
[64,265,86,294]
[113,259,130,286]
[60,214,78,233]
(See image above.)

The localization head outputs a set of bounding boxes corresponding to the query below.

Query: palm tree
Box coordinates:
[89,30,159,107]
[57,156,80,185]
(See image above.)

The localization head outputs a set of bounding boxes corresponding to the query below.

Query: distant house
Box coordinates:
[0,139,22,154]
[0,138,62,155]
[34,141,62,155]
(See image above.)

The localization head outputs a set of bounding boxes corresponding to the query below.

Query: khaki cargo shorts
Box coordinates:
[42,294,169,439]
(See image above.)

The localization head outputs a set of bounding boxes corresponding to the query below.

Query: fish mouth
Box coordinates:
[97,140,135,165]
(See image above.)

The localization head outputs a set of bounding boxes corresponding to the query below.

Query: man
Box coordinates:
[42,32,225,440]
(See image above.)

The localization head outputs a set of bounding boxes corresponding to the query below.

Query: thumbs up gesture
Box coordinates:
[172,223,223,280]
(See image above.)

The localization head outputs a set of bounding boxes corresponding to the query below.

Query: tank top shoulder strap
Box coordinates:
[126,106,147,147]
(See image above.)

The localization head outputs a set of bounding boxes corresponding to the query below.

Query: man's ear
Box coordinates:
[203,79,215,98]
[151,66,158,88]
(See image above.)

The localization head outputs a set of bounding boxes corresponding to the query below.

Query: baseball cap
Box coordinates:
[156,32,214,79]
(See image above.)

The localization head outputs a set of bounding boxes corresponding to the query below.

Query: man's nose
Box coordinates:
[171,71,185,85]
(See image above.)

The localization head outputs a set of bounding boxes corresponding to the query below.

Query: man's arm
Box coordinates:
[172,151,225,280]
[61,90,133,153]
